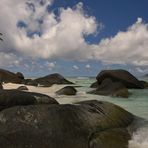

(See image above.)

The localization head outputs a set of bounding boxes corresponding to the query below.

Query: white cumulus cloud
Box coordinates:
[0,52,22,68]
[0,0,99,61]
[0,0,148,71]
[85,64,91,69]
[91,18,148,66]
[73,65,79,70]
[46,61,56,70]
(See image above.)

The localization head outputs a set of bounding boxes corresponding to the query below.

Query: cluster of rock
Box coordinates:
[0,69,79,96]
[23,73,74,87]
[0,69,73,87]
[89,69,148,98]
[0,91,137,148]
[0,68,145,147]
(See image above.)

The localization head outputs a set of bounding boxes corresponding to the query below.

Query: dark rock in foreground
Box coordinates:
[0,100,134,148]
[0,69,24,84]
[0,89,58,111]
[17,86,29,91]
[88,79,130,98]
[56,86,77,95]
[24,73,74,87]
[96,69,143,89]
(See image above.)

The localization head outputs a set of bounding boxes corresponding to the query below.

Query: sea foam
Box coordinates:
[128,126,148,148]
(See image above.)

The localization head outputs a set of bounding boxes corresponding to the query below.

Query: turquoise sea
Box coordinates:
[54,77,148,148]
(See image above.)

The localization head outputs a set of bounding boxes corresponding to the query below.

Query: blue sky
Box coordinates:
[52,0,148,40]
[0,0,148,77]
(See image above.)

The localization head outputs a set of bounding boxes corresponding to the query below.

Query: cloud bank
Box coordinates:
[0,0,98,61]
[0,0,148,71]
[92,18,148,66]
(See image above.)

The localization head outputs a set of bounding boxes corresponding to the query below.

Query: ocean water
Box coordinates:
[54,77,148,148]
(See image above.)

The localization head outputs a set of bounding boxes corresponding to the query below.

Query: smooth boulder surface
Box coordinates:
[0,89,58,111]
[0,69,23,84]
[26,73,73,87]
[56,86,77,95]
[96,69,143,89]
[88,79,129,98]
[90,81,99,88]
[17,86,29,91]
[0,100,134,148]
[89,128,131,148]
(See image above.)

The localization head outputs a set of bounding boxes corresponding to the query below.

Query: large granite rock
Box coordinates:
[26,73,73,87]
[0,100,134,148]
[0,69,24,84]
[0,89,58,111]
[88,78,130,98]
[56,86,77,95]
[96,69,143,89]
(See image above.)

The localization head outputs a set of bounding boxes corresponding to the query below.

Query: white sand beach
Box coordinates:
[2,83,88,104]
